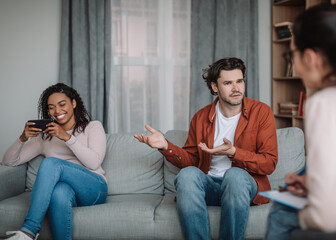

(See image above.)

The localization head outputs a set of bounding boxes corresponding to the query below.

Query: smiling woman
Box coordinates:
[2,83,108,240]
[47,93,76,125]
[38,84,90,141]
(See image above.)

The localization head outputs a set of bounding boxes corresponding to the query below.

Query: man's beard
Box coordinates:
[219,92,243,106]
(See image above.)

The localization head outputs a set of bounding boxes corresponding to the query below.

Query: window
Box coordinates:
[108,0,191,133]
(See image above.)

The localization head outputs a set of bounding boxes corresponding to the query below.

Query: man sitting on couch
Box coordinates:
[134,57,278,240]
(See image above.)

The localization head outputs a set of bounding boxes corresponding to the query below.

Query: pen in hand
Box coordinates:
[278,168,306,192]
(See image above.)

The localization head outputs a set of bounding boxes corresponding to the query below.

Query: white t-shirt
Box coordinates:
[208,102,241,178]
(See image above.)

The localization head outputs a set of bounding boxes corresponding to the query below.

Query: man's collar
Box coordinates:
[242,96,249,118]
[208,98,219,122]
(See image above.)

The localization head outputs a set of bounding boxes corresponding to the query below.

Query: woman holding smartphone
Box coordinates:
[265,3,336,240]
[2,83,107,240]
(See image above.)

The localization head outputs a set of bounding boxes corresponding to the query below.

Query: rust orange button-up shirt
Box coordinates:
[160,97,278,205]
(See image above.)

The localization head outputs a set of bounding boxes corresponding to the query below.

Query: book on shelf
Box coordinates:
[281,47,295,77]
[302,93,306,116]
[298,91,306,116]
[292,61,298,77]
[274,22,293,40]
[285,58,293,77]
[282,48,294,77]
[279,102,299,116]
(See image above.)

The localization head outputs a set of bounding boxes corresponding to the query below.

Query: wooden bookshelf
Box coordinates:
[272,0,332,130]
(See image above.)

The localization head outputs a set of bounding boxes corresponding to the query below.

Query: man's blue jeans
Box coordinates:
[174,166,257,240]
[265,202,301,240]
[20,157,108,240]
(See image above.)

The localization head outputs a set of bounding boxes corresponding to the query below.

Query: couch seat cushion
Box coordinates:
[0,192,52,239]
[73,194,163,240]
[0,192,163,240]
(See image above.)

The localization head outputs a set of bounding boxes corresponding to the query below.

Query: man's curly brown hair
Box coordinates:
[202,58,246,95]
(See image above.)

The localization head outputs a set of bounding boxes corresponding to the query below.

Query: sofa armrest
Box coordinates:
[0,164,27,201]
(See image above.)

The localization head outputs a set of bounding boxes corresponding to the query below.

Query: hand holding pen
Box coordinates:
[279,168,307,197]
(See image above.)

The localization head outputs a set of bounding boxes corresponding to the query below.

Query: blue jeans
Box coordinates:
[20,157,108,240]
[174,166,257,240]
[265,202,301,240]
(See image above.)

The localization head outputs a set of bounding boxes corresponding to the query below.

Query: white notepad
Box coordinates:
[259,190,308,210]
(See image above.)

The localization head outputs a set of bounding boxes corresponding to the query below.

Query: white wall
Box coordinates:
[0,0,61,159]
[258,0,272,106]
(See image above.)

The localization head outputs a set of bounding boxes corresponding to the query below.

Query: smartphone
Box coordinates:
[28,119,53,131]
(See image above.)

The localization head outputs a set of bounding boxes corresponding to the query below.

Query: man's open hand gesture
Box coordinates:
[198,138,236,157]
[134,124,168,150]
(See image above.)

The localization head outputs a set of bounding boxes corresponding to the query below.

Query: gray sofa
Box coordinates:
[0,127,305,240]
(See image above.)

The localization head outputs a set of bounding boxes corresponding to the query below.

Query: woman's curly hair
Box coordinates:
[38,83,91,140]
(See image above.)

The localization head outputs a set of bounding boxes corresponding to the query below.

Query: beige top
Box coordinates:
[299,86,336,231]
[2,120,107,183]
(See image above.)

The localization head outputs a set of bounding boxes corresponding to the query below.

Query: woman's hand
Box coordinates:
[284,173,307,197]
[134,124,168,150]
[45,122,71,142]
[19,122,41,142]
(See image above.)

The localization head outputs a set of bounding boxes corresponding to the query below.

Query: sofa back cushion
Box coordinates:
[268,127,305,189]
[163,127,306,193]
[163,130,187,193]
[25,127,305,195]
[25,132,164,195]
[103,133,164,195]
[26,155,44,191]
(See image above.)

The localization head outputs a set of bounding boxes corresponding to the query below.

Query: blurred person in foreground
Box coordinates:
[265,3,336,240]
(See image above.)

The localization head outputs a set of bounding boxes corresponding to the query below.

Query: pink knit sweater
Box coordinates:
[2,120,107,183]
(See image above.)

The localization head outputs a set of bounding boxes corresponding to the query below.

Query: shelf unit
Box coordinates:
[272,0,334,130]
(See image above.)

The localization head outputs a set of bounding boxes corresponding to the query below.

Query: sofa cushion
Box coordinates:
[25,133,164,195]
[153,194,182,239]
[163,127,306,193]
[73,194,162,240]
[0,164,27,200]
[268,127,306,190]
[0,192,163,240]
[163,130,187,193]
[26,155,44,191]
[0,192,52,239]
[103,133,164,195]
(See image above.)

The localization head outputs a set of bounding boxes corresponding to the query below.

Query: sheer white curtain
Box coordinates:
[108,0,191,133]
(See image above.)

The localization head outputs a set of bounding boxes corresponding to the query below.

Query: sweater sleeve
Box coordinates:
[232,106,278,175]
[65,121,106,170]
[2,136,43,166]
[299,93,336,231]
